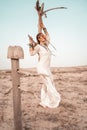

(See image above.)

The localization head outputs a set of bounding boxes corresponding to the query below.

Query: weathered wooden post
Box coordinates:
[7,46,24,130]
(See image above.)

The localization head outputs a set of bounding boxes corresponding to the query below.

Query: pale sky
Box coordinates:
[0,0,87,69]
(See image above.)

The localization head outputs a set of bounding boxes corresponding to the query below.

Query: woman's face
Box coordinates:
[38,34,46,44]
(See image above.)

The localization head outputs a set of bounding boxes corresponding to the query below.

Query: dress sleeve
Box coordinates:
[29,45,40,56]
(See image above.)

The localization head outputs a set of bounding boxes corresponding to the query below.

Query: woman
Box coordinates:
[29,23,61,108]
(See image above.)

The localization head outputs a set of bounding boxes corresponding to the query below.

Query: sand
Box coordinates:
[0,66,87,130]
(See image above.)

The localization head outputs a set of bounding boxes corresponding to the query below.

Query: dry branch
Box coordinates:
[43,7,67,16]
[35,0,67,33]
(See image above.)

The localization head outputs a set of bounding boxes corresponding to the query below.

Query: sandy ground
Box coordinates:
[0,66,87,130]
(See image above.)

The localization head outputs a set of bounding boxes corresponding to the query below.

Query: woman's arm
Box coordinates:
[40,23,50,44]
[28,35,39,56]
[43,27,50,43]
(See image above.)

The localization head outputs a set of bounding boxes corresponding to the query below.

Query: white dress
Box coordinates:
[30,44,61,108]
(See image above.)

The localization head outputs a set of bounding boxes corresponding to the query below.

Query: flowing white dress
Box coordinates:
[30,44,61,108]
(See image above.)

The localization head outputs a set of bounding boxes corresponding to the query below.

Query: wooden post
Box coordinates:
[7,46,24,130]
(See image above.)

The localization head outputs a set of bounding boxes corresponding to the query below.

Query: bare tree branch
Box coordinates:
[35,0,67,33]
[35,0,44,33]
[43,7,67,16]
[43,7,67,15]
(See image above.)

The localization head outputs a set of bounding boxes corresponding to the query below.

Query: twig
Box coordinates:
[42,7,67,16]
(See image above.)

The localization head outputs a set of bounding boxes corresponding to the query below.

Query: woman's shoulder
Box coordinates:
[35,44,40,48]
[34,44,40,51]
